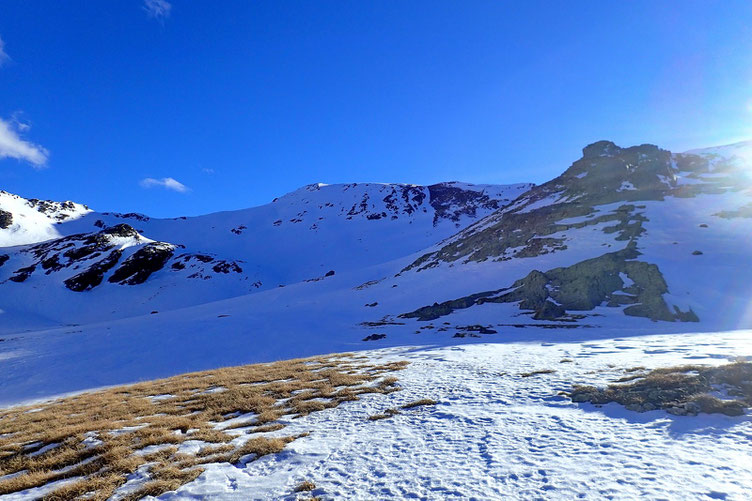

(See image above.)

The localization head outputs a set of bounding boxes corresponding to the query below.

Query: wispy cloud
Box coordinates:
[201,167,215,175]
[0,35,10,67]
[0,117,49,167]
[140,177,190,193]
[143,0,172,21]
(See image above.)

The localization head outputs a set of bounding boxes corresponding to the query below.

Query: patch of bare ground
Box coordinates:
[520,369,556,377]
[568,361,752,416]
[368,408,401,421]
[0,356,408,499]
[400,399,438,409]
[294,480,316,492]
[369,398,438,421]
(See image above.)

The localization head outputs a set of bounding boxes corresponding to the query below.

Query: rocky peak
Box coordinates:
[582,140,621,158]
[25,197,89,220]
[553,142,674,204]
[102,223,140,239]
[427,183,503,225]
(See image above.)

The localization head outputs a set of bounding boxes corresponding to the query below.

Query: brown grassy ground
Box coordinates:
[520,369,556,377]
[400,399,438,409]
[0,355,408,500]
[569,361,752,416]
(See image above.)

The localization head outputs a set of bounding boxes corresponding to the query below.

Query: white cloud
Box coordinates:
[201,167,215,175]
[0,117,48,167]
[143,0,172,20]
[0,36,9,67]
[140,177,190,193]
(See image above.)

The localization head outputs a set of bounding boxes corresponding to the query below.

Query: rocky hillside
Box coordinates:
[406,141,749,270]
[396,140,752,326]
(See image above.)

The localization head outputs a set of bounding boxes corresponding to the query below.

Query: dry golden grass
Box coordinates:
[401,399,438,409]
[368,397,438,421]
[570,361,752,416]
[41,472,127,501]
[520,369,556,377]
[0,355,408,499]
[295,480,316,492]
[368,408,401,421]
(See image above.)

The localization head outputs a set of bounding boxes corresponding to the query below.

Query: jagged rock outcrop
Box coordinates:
[427,183,523,225]
[1,224,142,288]
[108,242,176,285]
[0,210,12,229]
[171,253,244,278]
[65,250,124,291]
[26,199,87,221]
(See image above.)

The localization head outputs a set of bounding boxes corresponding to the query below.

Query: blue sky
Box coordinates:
[1,1,751,217]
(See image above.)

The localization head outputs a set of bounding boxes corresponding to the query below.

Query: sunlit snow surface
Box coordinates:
[141,331,752,500]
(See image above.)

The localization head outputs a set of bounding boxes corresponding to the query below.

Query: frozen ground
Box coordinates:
[143,330,752,500]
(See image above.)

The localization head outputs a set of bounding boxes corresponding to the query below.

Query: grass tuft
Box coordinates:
[295,480,316,492]
[400,399,438,409]
[368,408,401,421]
[520,369,556,377]
[569,361,752,416]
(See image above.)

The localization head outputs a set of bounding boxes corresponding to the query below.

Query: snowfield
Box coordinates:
[155,330,752,500]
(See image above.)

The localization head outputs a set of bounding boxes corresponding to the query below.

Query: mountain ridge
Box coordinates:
[0,180,532,328]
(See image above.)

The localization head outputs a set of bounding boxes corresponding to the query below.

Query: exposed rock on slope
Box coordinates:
[108,242,176,285]
[427,182,531,225]
[64,249,123,291]
[402,243,698,323]
[0,223,246,294]
[2,224,146,287]
[0,210,12,229]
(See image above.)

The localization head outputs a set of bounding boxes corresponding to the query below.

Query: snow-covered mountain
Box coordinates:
[0,190,90,247]
[0,181,531,328]
[1,140,751,404]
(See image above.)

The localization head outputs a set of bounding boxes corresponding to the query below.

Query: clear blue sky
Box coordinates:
[1,1,751,217]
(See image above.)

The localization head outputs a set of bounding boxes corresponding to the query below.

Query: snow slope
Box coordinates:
[6,331,751,500]
[685,138,752,167]
[110,332,752,499]
[0,191,90,247]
